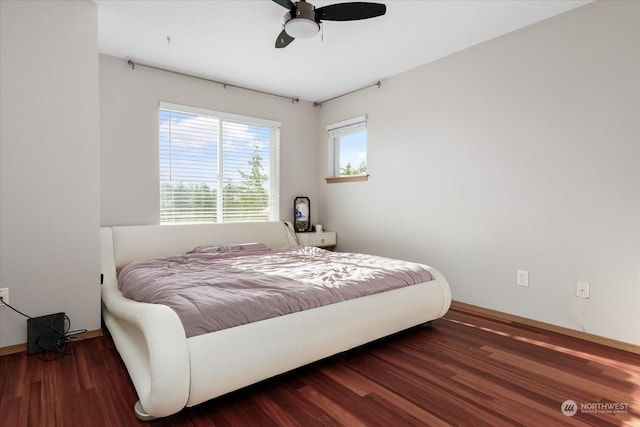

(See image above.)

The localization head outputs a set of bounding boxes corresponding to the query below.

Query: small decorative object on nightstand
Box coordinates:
[296,231,337,250]
[293,197,311,232]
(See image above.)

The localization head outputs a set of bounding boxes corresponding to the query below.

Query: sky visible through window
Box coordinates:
[339,130,367,173]
[159,110,218,187]
[159,110,271,188]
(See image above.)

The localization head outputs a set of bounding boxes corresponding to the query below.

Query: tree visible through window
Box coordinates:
[159,103,280,223]
[338,130,367,175]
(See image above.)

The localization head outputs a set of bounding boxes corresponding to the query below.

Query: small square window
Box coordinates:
[327,115,368,181]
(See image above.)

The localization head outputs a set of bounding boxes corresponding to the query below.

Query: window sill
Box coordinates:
[325,175,369,184]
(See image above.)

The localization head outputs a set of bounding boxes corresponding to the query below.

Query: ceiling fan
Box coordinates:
[273,0,386,48]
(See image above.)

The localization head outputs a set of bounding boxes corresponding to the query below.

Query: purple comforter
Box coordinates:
[118,245,432,338]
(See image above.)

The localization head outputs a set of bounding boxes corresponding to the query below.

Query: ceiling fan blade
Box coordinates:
[275,29,295,48]
[316,2,386,21]
[272,0,295,10]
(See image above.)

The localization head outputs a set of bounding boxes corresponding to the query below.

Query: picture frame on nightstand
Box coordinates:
[293,196,311,232]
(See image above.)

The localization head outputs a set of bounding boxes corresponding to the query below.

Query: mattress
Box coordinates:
[118,244,433,337]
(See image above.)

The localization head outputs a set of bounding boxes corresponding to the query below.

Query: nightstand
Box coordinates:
[296,231,337,249]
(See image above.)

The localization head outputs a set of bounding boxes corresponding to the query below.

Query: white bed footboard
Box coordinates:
[186,270,450,408]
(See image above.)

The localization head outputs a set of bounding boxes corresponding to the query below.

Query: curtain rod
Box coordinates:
[313,81,382,107]
[126,59,300,104]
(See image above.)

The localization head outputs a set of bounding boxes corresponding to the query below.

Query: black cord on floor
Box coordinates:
[0,296,87,361]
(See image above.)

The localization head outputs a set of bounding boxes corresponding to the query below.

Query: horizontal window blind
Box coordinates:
[159,103,280,224]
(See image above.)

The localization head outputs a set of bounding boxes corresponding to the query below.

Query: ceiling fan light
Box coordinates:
[285,18,320,39]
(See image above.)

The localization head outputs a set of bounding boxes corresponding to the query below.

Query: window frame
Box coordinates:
[326,115,369,183]
[159,102,280,224]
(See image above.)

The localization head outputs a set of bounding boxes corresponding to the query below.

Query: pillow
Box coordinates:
[187,242,270,254]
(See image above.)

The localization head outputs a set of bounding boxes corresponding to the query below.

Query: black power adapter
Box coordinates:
[27,312,66,355]
[2,297,85,359]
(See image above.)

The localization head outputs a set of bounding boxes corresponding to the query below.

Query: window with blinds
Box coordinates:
[327,115,367,178]
[159,103,280,224]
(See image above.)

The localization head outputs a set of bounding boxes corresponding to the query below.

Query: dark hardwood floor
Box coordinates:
[1,307,638,426]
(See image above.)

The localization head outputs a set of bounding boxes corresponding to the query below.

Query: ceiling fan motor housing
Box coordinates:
[284,1,320,39]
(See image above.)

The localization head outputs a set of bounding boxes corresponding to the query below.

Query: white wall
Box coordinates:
[0,1,101,347]
[100,54,318,226]
[316,1,640,345]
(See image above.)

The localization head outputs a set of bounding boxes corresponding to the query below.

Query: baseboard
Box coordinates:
[450,301,640,355]
[4,306,638,357]
[0,328,103,356]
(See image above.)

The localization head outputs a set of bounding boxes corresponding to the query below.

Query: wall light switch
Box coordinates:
[517,270,529,287]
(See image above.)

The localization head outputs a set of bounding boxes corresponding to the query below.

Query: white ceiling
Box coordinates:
[96,0,590,103]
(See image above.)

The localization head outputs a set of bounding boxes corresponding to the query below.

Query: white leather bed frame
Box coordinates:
[100,221,451,420]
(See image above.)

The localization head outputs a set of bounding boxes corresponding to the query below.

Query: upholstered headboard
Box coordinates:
[103,221,297,270]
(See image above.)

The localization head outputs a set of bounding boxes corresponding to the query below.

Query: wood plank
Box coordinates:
[450,301,640,355]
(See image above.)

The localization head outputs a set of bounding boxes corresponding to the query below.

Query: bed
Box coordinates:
[100,221,451,420]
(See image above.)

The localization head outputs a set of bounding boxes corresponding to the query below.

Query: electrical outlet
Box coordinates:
[517,270,529,287]
[0,288,8,306]
[576,282,590,299]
